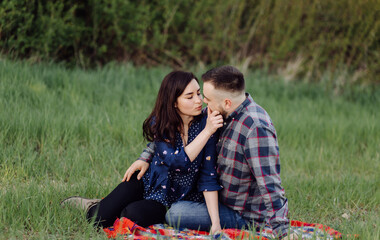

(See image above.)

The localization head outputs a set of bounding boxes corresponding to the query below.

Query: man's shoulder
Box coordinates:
[238,101,274,129]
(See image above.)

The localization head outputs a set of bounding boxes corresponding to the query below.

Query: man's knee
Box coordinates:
[165,202,183,224]
[165,201,210,230]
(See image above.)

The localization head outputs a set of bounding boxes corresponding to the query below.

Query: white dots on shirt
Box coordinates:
[143,119,210,206]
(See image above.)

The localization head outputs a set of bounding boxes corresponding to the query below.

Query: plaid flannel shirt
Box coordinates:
[138,142,155,163]
[216,93,289,238]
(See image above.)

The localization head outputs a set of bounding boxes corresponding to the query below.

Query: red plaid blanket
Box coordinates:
[104,217,345,240]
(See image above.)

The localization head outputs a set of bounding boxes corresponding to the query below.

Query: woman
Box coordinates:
[61,71,223,233]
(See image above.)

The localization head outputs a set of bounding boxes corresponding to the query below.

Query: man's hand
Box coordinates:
[122,160,149,182]
[282,233,299,240]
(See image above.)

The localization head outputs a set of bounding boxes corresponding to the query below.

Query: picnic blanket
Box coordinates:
[103,217,344,240]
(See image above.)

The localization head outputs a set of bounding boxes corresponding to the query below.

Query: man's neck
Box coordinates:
[226,94,247,116]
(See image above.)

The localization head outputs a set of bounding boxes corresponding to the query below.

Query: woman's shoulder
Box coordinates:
[154,140,173,148]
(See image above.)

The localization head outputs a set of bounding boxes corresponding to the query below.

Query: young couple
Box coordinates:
[62,66,296,239]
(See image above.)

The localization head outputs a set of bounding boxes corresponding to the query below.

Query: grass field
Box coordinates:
[0,60,379,239]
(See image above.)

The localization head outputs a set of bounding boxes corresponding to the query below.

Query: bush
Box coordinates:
[1,0,379,85]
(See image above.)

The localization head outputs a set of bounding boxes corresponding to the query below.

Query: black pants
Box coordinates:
[87,172,167,228]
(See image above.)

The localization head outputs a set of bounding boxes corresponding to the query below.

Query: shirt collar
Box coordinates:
[225,93,253,122]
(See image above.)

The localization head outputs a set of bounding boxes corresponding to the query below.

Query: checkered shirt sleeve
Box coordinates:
[137,142,155,163]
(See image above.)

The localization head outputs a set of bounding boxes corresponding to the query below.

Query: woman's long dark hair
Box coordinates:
[143,71,199,146]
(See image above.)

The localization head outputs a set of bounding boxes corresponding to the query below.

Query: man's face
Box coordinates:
[202,82,228,117]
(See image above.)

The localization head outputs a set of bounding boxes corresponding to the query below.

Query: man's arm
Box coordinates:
[122,142,155,181]
[244,126,289,238]
[138,142,156,163]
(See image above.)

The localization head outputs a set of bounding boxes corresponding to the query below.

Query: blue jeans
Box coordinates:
[165,201,249,231]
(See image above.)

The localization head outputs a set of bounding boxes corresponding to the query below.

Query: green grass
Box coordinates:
[0,59,379,239]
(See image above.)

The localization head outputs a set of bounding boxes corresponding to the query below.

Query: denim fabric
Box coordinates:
[165,200,249,231]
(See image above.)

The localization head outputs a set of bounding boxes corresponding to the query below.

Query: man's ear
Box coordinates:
[223,98,232,110]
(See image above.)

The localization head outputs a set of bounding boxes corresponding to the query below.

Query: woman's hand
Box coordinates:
[282,233,299,240]
[122,160,149,182]
[210,223,222,235]
[205,107,224,136]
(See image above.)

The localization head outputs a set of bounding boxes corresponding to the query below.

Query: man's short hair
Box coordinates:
[202,66,245,93]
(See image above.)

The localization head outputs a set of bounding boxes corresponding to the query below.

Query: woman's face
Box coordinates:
[176,79,203,119]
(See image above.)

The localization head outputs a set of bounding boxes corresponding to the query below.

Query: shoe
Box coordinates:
[60,196,101,213]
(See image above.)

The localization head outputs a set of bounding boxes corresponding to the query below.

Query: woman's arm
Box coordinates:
[197,118,222,234]
[185,108,223,161]
[203,191,221,234]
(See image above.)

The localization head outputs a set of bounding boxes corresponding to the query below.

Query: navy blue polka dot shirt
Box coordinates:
[142,112,222,207]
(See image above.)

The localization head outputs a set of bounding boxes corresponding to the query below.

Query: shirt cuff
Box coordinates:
[137,157,151,163]
[198,183,223,192]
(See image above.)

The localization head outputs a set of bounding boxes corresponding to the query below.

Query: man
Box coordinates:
[124,66,295,239]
